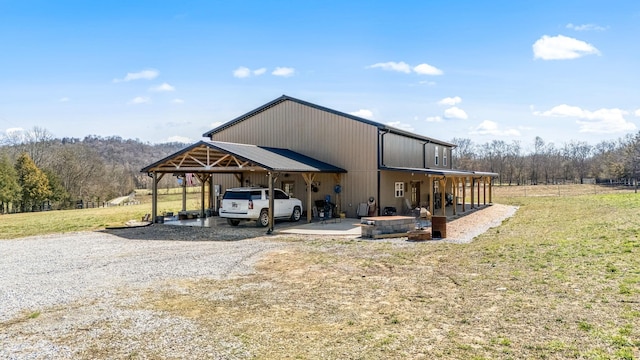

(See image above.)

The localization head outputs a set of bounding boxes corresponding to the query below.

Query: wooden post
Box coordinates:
[181,174,187,212]
[483,177,487,205]
[470,178,475,209]
[489,177,493,203]
[152,172,158,223]
[462,176,467,212]
[428,175,433,214]
[200,174,206,218]
[452,177,457,216]
[439,178,446,217]
[267,172,275,234]
[302,173,316,223]
[477,177,481,207]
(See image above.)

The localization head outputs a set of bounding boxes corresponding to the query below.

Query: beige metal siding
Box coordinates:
[210,100,380,217]
[382,133,424,168]
[379,171,433,213]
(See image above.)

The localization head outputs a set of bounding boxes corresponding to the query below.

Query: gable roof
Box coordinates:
[141,140,347,174]
[202,95,455,147]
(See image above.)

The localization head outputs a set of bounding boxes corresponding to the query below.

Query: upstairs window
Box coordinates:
[435,146,439,166]
[443,151,448,167]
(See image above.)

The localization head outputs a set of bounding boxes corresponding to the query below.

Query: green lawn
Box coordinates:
[0,191,202,239]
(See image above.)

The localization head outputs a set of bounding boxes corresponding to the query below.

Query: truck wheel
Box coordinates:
[226,219,240,226]
[258,210,269,227]
[290,206,301,222]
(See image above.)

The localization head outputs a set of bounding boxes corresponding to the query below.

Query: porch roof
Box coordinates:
[380,165,498,178]
[141,140,347,174]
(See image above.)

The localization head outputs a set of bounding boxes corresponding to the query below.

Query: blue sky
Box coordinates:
[1,1,639,149]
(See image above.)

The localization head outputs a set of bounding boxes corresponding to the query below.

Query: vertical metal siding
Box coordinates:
[211,101,379,217]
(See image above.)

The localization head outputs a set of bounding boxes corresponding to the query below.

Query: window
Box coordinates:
[395,182,404,198]
[435,146,439,166]
[282,181,295,197]
[443,150,447,167]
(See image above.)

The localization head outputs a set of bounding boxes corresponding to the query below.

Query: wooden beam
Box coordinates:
[302,173,316,223]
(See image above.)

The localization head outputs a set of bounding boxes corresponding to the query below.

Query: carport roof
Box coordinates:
[141,140,347,174]
[380,165,498,177]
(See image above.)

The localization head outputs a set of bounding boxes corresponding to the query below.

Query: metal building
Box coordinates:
[142,95,497,229]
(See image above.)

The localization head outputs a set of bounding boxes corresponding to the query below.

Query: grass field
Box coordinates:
[0,190,202,239]
[139,185,639,359]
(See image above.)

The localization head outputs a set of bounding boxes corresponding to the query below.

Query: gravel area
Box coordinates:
[0,204,517,359]
[0,227,286,359]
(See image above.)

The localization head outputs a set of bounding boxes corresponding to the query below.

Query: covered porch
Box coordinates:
[379,166,498,218]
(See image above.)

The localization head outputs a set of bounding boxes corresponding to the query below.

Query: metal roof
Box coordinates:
[380,165,498,178]
[141,140,347,174]
[202,95,456,147]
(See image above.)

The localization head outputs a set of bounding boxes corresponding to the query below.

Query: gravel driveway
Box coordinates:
[0,226,286,359]
[0,205,517,359]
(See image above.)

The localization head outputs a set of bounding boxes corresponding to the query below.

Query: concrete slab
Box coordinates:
[279,219,362,236]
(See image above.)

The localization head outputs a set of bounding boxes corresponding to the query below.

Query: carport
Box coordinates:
[141,140,346,233]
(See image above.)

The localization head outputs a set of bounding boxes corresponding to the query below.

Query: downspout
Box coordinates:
[377,129,390,216]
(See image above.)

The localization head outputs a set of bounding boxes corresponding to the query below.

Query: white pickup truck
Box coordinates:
[219,187,303,227]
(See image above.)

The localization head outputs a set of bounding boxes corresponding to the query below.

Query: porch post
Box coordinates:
[462,176,467,212]
[452,178,458,216]
[489,177,493,203]
[439,178,446,217]
[428,175,433,214]
[182,175,187,212]
[302,173,315,223]
[477,177,481,207]
[267,172,275,234]
[483,177,487,205]
[152,172,158,223]
[470,178,475,209]
[200,175,206,218]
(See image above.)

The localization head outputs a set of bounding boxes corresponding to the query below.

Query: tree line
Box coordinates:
[2,126,639,214]
[0,127,185,213]
[450,133,640,186]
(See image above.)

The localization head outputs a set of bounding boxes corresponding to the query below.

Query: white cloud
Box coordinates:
[533,35,600,60]
[349,109,374,119]
[166,135,191,143]
[171,98,184,104]
[233,66,268,78]
[233,66,251,78]
[368,61,412,73]
[566,23,606,32]
[386,121,414,132]
[470,120,521,137]
[368,61,443,76]
[210,121,223,128]
[272,67,295,77]
[635,109,640,117]
[438,96,462,106]
[413,63,443,75]
[444,106,468,120]
[128,96,150,105]
[113,69,159,83]
[59,97,70,102]
[426,116,443,123]
[534,104,637,133]
[149,82,175,92]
